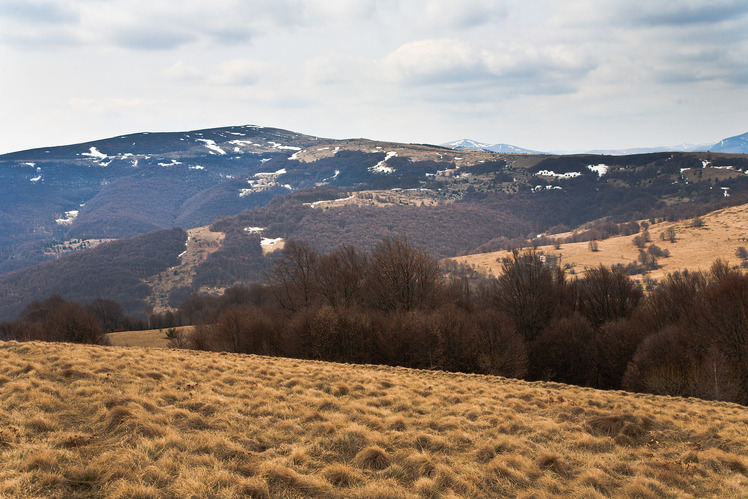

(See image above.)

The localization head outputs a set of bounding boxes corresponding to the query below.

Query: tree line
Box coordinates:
[0,295,144,345]
[3,233,746,405]
[159,236,747,405]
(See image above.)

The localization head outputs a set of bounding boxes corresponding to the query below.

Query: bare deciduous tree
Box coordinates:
[268,240,319,312]
[365,235,442,312]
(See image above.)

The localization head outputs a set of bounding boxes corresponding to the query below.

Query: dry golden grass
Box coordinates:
[106,326,194,348]
[1,341,747,497]
[450,202,748,283]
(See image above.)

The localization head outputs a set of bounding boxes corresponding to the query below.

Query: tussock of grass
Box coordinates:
[1,340,747,497]
[353,446,391,470]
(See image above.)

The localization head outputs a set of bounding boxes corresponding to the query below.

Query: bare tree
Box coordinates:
[576,265,642,328]
[660,227,676,243]
[490,250,564,342]
[267,240,319,312]
[365,235,442,312]
[315,244,368,309]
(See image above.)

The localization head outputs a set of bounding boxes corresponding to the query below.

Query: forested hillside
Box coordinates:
[0,228,187,320]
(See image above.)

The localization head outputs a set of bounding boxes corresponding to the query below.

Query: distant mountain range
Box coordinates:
[440,139,544,155]
[2,123,748,320]
[442,132,748,155]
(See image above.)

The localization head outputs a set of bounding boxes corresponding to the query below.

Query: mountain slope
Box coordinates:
[448,201,748,283]
[710,132,748,154]
[0,125,320,273]
[0,227,187,321]
[3,144,748,319]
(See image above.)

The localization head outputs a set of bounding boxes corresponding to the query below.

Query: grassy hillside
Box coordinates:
[105,327,195,349]
[1,341,746,498]
[449,201,748,284]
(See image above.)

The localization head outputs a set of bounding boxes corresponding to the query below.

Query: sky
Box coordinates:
[1,0,747,154]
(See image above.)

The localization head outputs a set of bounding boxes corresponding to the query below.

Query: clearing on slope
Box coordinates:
[448,201,748,284]
[144,226,225,313]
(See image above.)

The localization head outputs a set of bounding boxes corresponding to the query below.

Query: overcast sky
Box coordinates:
[1,0,747,154]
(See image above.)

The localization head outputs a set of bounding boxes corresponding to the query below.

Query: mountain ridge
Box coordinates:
[2,123,748,319]
[442,131,748,155]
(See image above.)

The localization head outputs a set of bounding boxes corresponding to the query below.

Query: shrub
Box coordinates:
[735,246,748,261]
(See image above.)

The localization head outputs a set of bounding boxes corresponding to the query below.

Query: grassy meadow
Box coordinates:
[107,326,194,349]
[1,340,747,498]
[449,202,748,283]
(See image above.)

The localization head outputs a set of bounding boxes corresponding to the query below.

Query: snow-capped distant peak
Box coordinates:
[441,139,541,154]
[442,139,492,151]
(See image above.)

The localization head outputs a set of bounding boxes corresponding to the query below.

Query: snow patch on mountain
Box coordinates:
[254,168,286,177]
[158,159,183,167]
[587,164,609,177]
[55,210,79,225]
[371,151,398,173]
[197,139,227,155]
[82,147,108,160]
[442,139,541,154]
[268,141,301,151]
[536,170,581,179]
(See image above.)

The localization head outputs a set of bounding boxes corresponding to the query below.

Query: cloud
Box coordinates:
[0,0,305,50]
[623,0,748,26]
[162,61,204,82]
[213,59,266,86]
[110,27,197,51]
[0,0,79,24]
[383,39,485,85]
[68,97,149,116]
[421,0,507,29]
[381,39,596,94]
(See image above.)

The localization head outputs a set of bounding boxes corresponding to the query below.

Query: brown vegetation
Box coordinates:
[450,201,748,284]
[142,237,748,406]
[1,340,746,497]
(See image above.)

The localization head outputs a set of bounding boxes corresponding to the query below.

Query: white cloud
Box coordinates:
[421,0,507,29]
[383,39,483,85]
[213,59,266,86]
[68,97,149,116]
[380,38,595,97]
[162,61,204,82]
[0,0,747,154]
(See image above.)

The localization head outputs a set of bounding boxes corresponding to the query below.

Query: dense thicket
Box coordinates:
[0,295,110,344]
[161,237,748,405]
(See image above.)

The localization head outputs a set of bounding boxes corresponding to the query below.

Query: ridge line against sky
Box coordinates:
[1,0,747,155]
